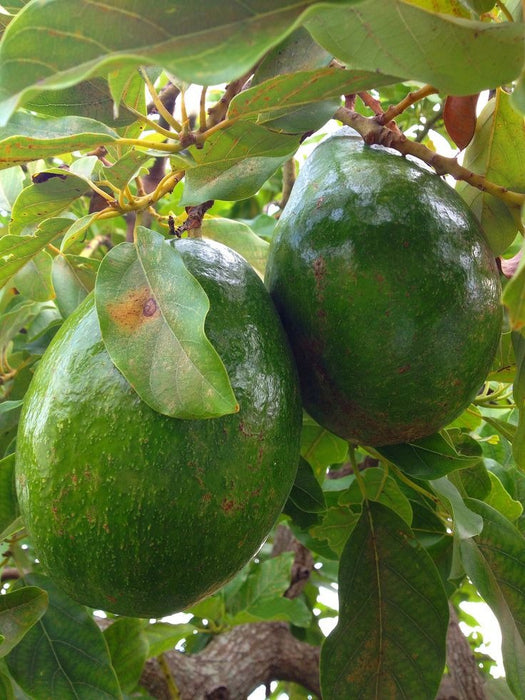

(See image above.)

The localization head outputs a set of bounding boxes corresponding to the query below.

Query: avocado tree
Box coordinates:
[0,1,524,698]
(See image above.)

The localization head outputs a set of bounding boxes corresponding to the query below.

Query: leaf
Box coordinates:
[103,619,148,694]
[200,218,269,276]
[0,454,18,535]
[459,89,525,256]
[0,671,13,700]
[0,0,351,123]
[378,431,482,480]
[182,121,300,205]
[12,251,54,302]
[143,622,198,658]
[0,587,48,658]
[101,151,153,191]
[229,67,397,133]
[226,553,311,628]
[503,262,525,338]
[95,227,238,419]
[59,213,100,252]
[0,166,24,212]
[305,0,523,95]
[5,573,121,699]
[511,331,525,469]
[25,78,138,125]
[443,95,479,150]
[300,414,349,478]
[431,477,484,538]
[52,254,98,318]
[310,506,360,556]
[287,457,326,514]
[9,173,91,236]
[0,112,118,168]
[0,218,71,288]
[460,499,525,699]
[339,467,413,525]
[485,471,523,522]
[320,502,449,699]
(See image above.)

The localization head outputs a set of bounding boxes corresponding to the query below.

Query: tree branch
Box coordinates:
[140,622,321,700]
[334,106,525,210]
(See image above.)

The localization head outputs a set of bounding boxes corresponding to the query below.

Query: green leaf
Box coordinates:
[59,213,100,252]
[0,166,24,212]
[0,671,13,700]
[95,227,238,419]
[306,0,523,95]
[52,254,98,319]
[9,174,91,237]
[378,431,482,480]
[0,0,353,123]
[0,218,71,288]
[182,121,300,205]
[300,414,349,478]
[5,573,121,699]
[485,471,523,522]
[0,454,18,534]
[511,331,525,469]
[320,502,449,699]
[253,26,333,83]
[12,251,54,302]
[0,112,118,168]
[431,476,484,538]
[287,457,326,514]
[226,552,311,627]
[101,151,153,191]
[143,622,198,658]
[103,619,148,694]
[310,506,360,556]
[200,218,269,276]
[25,78,138,125]
[339,468,413,525]
[229,67,397,133]
[0,587,48,658]
[460,499,525,699]
[460,90,525,256]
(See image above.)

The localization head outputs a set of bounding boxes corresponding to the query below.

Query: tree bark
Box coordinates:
[141,621,320,699]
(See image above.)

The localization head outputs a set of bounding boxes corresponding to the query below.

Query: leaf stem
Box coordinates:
[139,68,182,132]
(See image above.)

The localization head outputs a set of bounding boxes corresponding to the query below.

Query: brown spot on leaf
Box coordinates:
[142,297,158,317]
[107,287,159,332]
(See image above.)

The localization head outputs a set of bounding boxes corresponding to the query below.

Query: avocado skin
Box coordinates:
[16,239,302,617]
[265,131,502,446]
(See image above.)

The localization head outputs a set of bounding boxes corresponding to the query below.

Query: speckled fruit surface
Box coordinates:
[16,239,302,617]
[265,130,502,446]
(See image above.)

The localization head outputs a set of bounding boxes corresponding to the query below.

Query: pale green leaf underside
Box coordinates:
[0,0,360,124]
[306,0,523,95]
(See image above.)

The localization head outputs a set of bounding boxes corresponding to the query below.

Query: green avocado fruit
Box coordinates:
[16,238,302,617]
[265,130,502,446]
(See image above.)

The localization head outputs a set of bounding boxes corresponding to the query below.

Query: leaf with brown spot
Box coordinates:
[95,227,238,419]
[320,502,449,699]
[443,94,479,149]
